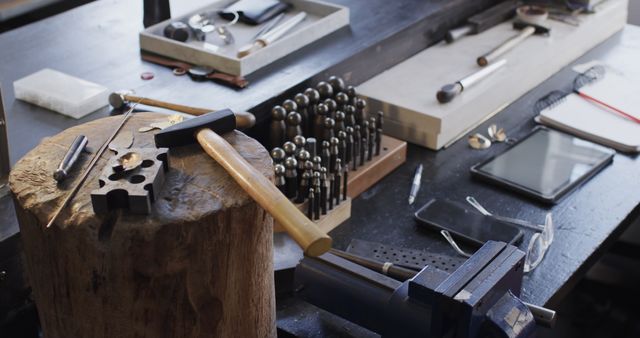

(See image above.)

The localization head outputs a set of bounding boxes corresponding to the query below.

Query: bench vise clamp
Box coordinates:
[295,241,536,338]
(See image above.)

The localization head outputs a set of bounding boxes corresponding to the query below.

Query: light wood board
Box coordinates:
[358,0,628,150]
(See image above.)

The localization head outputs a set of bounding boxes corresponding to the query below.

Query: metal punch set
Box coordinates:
[270,76,384,220]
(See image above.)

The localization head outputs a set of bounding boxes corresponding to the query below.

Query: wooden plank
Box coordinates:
[347,135,407,198]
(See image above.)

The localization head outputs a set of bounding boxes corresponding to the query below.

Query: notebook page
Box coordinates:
[539,93,640,149]
[579,71,640,121]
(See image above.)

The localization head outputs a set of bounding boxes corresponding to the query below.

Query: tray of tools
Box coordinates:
[139,0,349,77]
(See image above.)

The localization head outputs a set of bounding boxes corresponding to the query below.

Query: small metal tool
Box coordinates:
[54,135,88,182]
[46,103,139,228]
[408,164,423,205]
[237,12,307,58]
[437,59,507,103]
[188,11,238,44]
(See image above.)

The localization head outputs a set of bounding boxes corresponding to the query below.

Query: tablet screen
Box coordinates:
[474,128,614,198]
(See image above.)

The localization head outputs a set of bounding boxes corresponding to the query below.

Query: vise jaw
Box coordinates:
[295,241,536,338]
[407,241,535,338]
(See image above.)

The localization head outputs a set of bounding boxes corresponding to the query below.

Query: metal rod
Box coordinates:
[45,103,139,228]
[54,135,88,182]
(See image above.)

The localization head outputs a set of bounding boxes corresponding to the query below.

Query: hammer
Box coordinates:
[477,20,550,67]
[109,90,256,129]
[154,110,332,257]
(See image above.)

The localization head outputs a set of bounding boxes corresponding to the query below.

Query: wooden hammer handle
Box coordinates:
[124,94,210,115]
[196,128,332,256]
[123,94,255,129]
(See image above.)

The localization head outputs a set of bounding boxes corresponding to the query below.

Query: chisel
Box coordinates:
[237,12,307,58]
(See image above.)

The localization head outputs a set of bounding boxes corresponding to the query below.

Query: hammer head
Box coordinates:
[154,109,236,147]
[513,20,550,35]
[109,90,134,109]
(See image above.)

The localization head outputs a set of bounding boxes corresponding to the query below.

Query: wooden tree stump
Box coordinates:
[9,112,276,338]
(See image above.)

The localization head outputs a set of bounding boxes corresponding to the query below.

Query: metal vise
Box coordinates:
[295,241,536,338]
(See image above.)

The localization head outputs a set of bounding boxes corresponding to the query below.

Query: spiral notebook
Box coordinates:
[536,71,640,153]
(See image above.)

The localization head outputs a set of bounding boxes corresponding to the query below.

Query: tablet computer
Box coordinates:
[471,127,615,203]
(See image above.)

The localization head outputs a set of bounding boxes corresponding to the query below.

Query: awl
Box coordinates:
[237,12,307,58]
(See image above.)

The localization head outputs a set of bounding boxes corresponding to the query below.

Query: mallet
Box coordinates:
[154,110,332,257]
[109,90,256,129]
[477,20,549,67]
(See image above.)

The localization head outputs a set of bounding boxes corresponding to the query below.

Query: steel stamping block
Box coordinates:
[91,147,169,215]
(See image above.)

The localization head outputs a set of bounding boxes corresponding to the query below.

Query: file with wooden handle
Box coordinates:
[237,12,307,58]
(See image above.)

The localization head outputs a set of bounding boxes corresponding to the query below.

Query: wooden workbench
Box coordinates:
[0,0,639,336]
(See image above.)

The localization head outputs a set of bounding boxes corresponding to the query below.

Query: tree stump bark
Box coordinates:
[9,112,276,338]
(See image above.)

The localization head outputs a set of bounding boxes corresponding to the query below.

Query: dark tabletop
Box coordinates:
[329,28,640,308]
[275,27,640,337]
[0,0,501,242]
[1,0,639,336]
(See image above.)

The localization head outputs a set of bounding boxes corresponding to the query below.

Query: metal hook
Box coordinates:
[440,230,472,258]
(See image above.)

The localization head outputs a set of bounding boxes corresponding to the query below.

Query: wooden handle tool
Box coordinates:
[154,110,332,256]
[237,12,307,58]
[477,26,535,66]
[197,129,332,256]
[109,92,255,129]
[477,20,549,66]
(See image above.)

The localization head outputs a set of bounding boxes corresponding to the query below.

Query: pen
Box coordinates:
[408,164,423,205]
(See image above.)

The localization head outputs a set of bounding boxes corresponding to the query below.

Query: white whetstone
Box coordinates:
[13,68,109,119]
[358,0,628,150]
